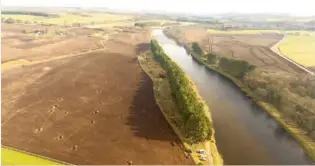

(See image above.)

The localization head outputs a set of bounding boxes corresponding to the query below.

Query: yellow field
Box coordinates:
[1,147,63,165]
[2,13,132,25]
[278,35,315,66]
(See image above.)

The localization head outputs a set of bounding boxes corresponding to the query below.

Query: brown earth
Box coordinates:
[1,25,193,164]
[180,27,303,75]
[2,24,105,63]
[309,67,315,73]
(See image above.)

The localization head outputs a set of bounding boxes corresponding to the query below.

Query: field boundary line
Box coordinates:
[2,145,73,165]
[270,35,314,75]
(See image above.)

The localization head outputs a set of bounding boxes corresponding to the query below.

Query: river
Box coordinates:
[152,30,313,164]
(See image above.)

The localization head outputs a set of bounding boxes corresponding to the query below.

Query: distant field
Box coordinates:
[206,28,315,67]
[278,35,315,67]
[1,14,42,21]
[85,21,135,28]
[2,13,132,25]
[207,29,315,36]
[1,147,62,165]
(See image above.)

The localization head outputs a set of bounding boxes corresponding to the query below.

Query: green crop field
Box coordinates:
[278,35,315,67]
[1,147,63,165]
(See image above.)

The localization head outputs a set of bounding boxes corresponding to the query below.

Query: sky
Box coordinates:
[2,0,315,16]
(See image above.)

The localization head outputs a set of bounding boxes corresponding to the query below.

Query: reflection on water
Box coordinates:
[153,30,313,165]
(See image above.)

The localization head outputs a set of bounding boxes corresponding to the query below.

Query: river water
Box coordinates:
[152,30,313,164]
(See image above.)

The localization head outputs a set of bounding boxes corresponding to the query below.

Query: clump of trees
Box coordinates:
[244,71,315,138]
[191,43,255,78]
[2,11,58,17]
[290,75,315,99]
[4,17,16,24]
[191,42,204,56]
[218,57,255,78]
[190,39,315,141]
[207,53,217,65]
[134,22,160,27]
[175,17,218,24]
[150,39,212,143]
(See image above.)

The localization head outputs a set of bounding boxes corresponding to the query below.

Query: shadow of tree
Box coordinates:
[135,43,150,54]
[127,70,180,142]
[125,44,194,164]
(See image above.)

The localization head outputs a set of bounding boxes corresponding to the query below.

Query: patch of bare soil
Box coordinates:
[1,28,193,164]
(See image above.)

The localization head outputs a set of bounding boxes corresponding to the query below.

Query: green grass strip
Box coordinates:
[2,146,69,165]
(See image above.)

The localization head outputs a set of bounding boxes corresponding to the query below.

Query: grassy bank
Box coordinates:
[1,146,67,165]
[189,50,315,161]
[138,50,223,165]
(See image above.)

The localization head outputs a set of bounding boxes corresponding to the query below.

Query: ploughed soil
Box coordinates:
[181,27,303,75]
[1,25,193,164]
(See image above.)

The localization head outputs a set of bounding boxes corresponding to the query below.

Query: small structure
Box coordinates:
[34,30,45,36]
[197,149,205,154]
[200,156,207,161]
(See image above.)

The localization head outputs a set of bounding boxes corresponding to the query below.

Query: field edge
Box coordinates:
[1,146,70,165]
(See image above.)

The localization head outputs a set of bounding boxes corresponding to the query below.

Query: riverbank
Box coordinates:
[189,50,315,161]
[138,50,223,165]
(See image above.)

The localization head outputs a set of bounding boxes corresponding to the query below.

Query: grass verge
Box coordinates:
[1,146,69,165]
[138,51,223,165]
[190,51,315,161]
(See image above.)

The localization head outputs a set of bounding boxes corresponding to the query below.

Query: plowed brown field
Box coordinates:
[1,24,193,165]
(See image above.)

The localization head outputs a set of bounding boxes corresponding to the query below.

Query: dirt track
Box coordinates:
[2,25,193,164]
